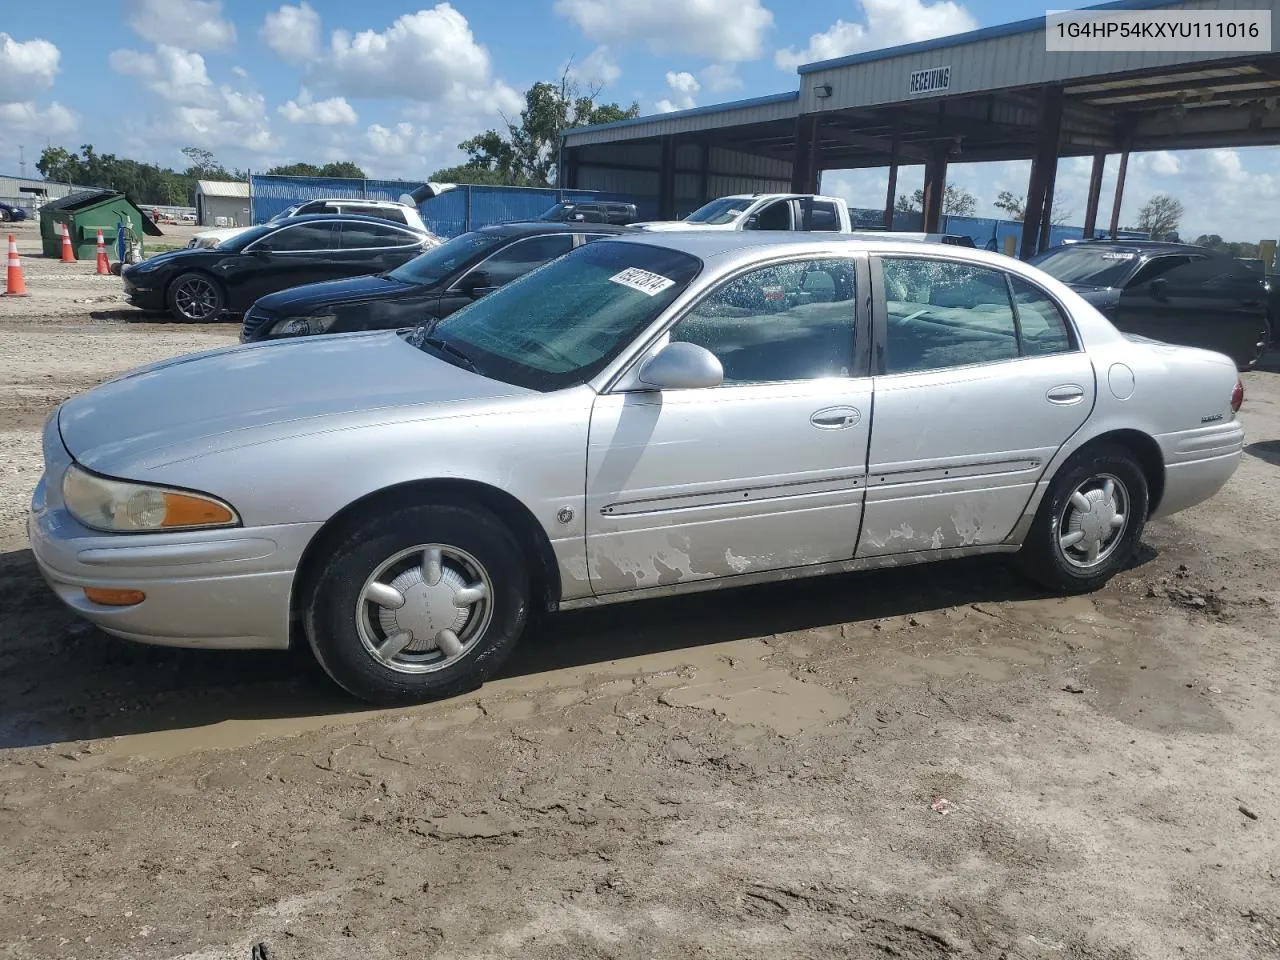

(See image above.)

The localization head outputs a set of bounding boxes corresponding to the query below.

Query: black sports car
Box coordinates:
[240,220,628,342]
[122,214,436,323]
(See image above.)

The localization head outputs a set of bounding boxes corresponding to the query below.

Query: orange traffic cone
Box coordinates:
[95,229,110,275]
[60,222,76,262]
[4,234,29,297]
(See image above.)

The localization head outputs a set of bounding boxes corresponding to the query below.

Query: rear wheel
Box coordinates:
[304,502,529,704]
[1015,444,1149,594]
[167,271,224,322]
[0,208,9,223]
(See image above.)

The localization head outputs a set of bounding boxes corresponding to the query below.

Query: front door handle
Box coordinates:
[1046,384,1086,405]
[810,406,862,429]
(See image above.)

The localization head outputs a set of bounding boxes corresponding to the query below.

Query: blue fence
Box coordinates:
[849,206,1149,248]
[250,175,636,237]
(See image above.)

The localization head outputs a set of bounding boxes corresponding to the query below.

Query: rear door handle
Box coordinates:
[1046,384,1086,405]
[810,406,862,429]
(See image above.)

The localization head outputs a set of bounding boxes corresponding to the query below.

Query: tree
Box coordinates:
[181,146,219,173]
[458,71,640,187]
[428,164,512,186]
[264,161,367,179]
[1135,194,1184,240]
[894,184,978,217]
[992,188,1076,225]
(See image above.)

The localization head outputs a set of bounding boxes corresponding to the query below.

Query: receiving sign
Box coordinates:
[908,65,951,95]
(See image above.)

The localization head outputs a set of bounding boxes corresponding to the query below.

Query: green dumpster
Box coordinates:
[38,190,163,260]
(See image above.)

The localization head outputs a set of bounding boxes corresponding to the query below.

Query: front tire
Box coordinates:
[304,502,529,704]
[166,271,224,322]
[1015,444,1149,594]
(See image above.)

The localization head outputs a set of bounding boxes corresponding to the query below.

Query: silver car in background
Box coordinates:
[29,233,1245,703]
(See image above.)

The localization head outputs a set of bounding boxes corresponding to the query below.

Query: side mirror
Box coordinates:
[461,270,493,299]
[744,215,760,230]
[1149,277,1169,301]
[637,342,723,390]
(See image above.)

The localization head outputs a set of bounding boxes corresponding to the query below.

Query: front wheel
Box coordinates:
[1014,444,1149,594]
[304,502,529,704]
[167,271,224,322]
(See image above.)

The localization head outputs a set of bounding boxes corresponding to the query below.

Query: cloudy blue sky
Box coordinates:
[1,0,1275,240]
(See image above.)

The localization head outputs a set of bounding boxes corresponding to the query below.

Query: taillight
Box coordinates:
[1231,379,1244,414]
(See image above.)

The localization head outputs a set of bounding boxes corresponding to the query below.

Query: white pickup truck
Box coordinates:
[632,193,855,232]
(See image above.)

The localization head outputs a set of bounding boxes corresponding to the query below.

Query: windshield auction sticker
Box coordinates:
[1047,9,1270,51]
[610,267,675,296]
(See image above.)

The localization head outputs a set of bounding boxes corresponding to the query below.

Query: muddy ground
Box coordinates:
[1,217,1278,960]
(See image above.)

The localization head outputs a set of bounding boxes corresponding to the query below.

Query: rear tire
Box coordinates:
[304,502,529,704]
[166,271,224,323]
[1014,444,1149,595]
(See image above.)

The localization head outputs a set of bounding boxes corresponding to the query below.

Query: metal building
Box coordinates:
[195,179,252,227]
[0,174,98,216]
[561,0,1280,256]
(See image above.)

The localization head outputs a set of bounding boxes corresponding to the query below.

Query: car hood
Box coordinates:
[1062,283,1119,308]
[58,332,531,474]
[254,273,415,315]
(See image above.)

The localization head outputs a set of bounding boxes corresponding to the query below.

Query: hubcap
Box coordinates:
[175,278,217,320]
[1057,473,1129,570]
[355,545,493,674]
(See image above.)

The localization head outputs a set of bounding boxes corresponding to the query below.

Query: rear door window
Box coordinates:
[808,200,840,231]
[880,258,1019,373]
[338,221,420,249]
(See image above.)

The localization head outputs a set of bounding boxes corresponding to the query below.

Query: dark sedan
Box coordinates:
[0,201,28,222]
[240,220,628,342]
[1029,240,1270,369]
[123,214,435,323]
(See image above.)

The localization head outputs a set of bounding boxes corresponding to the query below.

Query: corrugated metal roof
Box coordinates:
[196,179,250,198]
[562,92,799,146]
[795,0,1188,74]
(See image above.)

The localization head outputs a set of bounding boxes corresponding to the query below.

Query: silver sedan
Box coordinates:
[29,233,1246,703]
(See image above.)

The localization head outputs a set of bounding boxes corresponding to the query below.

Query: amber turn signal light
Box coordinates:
[160,492,236,528]
[83,587,146,606]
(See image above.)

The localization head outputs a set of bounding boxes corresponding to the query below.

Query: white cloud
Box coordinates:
[776,0,977,70]
[261,2,322,65]
[330,5,497,102]
[565,46,620,87]
[125,0,236,53]
[231,65,249,79]
[0,100,76,135]
[656,70,699,113]
[109,45,212,102]
[278,88,357,125]
[1148,150,1180,175]
[700,63,742,93]
[0,33,60,102]
[555,0,773,61]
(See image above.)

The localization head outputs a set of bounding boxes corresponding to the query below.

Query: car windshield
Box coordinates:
[386,230,508,285]
[1029,246,1142,288]
[684,197,751,225]
[411,240,702,391]
[537,202,574,221]
[267,204,301,224]
[217,224,275,250]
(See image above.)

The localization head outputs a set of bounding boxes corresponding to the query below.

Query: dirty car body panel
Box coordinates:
[30,232,1244,664]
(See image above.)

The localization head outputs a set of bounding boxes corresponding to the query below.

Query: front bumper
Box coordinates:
[28,474,321,651]
[122,273,166,311]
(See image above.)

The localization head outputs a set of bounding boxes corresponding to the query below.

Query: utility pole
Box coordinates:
[19,145,25,178]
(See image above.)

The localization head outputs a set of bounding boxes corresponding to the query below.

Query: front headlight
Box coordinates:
[270,313,338,338]
[62,464,240,533]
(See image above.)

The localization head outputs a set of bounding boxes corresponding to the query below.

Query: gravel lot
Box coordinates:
[1,216,1279,960]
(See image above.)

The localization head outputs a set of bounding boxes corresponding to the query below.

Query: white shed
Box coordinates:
[195,180,251,227]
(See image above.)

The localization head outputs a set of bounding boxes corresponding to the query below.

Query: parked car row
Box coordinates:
[33,229,1247,705]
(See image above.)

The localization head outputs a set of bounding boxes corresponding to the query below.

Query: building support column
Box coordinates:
[1082,151,1106,239]
[1038,148,1059,252]
[658,135,677,220]
[884,119,901,229]
[790,114,821,194]
[1019,85,1064,260]
[921,149,948,234]
[1109,149,1130,239]
[698,142,710,206]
